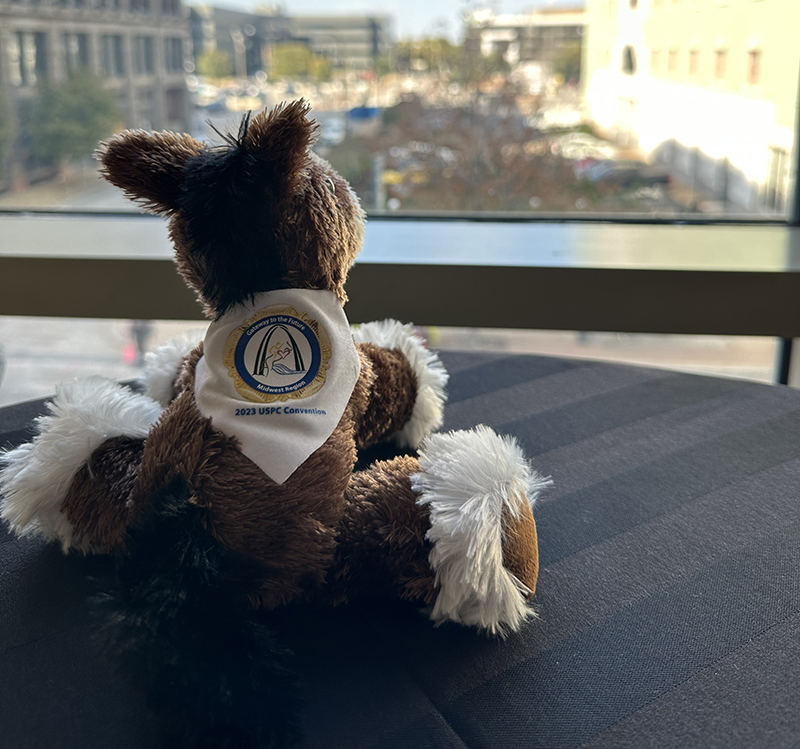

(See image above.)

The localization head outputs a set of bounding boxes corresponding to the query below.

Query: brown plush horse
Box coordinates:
[0,101,546,748]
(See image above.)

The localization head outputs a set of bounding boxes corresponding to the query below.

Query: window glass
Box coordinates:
[0,317,778,407]
[101,34,125,77]
[133,36,155,76]
[0,0,797,403]
[0,0,793,218]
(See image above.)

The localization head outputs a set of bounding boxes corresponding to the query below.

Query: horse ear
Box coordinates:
[97,130,206,214]
[242,100,318,191]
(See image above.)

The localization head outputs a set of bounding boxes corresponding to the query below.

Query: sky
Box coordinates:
[196,0,586,41]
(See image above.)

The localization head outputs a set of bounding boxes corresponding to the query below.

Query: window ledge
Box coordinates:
[2,212,800,336]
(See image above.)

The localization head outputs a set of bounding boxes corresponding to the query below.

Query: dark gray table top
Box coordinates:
[2,350,800,748]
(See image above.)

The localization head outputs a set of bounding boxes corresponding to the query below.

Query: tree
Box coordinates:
[26,72,118,164]
[373,54,394,78]
[197,48,233,79]
[270,43,331,82]
[396,38,461,75]
[455,49,510,86]
[395,37,509,86]
[553,41,583,82]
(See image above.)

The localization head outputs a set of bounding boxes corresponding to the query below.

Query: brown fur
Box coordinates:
[98,101,364,318]
[97,130,205,215]
[122,338,430,609]
[502,497,539,597]
[323,455,436,607]
[353,343,418,448]
[79,101,539,617]
[62,436,145,552]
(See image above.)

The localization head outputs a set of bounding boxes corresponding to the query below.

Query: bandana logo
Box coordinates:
[223,304,332,403]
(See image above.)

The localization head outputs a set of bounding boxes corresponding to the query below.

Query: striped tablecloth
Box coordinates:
[2,351,799,748]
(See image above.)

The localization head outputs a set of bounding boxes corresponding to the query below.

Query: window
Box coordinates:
[668,46,680,75]
[101,35,125,77]
[11,32,49,86]
[136,88,155,129]
[133,36,155,75]
[12,33,31,86]
[64,33,90,74]
[622,45,637,75]
[714,48,727,81]
[1,1,800,399]
[165,37,184,73]
[650,49,661,72]
[688,48,700,77]
[165,87,185,121]
[747,49,761,85]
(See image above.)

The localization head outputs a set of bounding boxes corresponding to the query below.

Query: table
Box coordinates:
[2,350,800,748]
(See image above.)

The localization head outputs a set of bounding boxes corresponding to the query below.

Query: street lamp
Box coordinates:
[229,26,247,80]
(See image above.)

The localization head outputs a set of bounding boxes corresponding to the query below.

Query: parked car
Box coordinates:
[579,159,671,188]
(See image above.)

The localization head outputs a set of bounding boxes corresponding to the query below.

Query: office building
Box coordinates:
[0,0,192,183]
[583,0,799,213]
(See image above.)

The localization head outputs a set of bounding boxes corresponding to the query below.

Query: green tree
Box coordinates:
[197,48,233,79]
[373,54,394,78]
[26,72,118,163]
[396,38,461,75]
[553,41,583,82]
[271,43,331,82]
[395,37,509,85]
[455,49,510,85]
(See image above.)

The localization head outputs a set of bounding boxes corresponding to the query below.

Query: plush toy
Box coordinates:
[0,101,548,748]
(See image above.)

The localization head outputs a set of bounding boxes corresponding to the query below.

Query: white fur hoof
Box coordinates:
[412,425,551,636]
[141,333,202,407]
[352,320,448,448]
[0,377,161,552]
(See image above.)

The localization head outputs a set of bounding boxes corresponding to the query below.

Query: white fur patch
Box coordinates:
[141,333,202,408]
[0,377,162,552]
[412,425,552,636]
[352,320,448,448]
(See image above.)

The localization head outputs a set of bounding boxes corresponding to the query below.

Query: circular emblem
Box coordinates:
[223,304,332,403]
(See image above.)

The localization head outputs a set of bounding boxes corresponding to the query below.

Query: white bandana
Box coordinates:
[194,289,361,484]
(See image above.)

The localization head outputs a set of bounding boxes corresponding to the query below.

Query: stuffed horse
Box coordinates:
[0,101,547,748]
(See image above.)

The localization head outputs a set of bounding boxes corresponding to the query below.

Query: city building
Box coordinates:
[583,0,799,214]
[188,9,391,79]
[463,7,586,69]
[288,15,392,73]
[0,0,192,185]
[189,5,292,78]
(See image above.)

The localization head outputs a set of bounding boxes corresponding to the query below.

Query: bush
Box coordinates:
[197,49,232,79]
[26,71,119,163]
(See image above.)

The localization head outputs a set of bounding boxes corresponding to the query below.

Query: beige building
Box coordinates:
[583,0,799,213]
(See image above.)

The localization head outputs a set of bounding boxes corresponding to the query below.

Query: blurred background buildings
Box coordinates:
[0,0,798,401]
[0,0,191,189]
